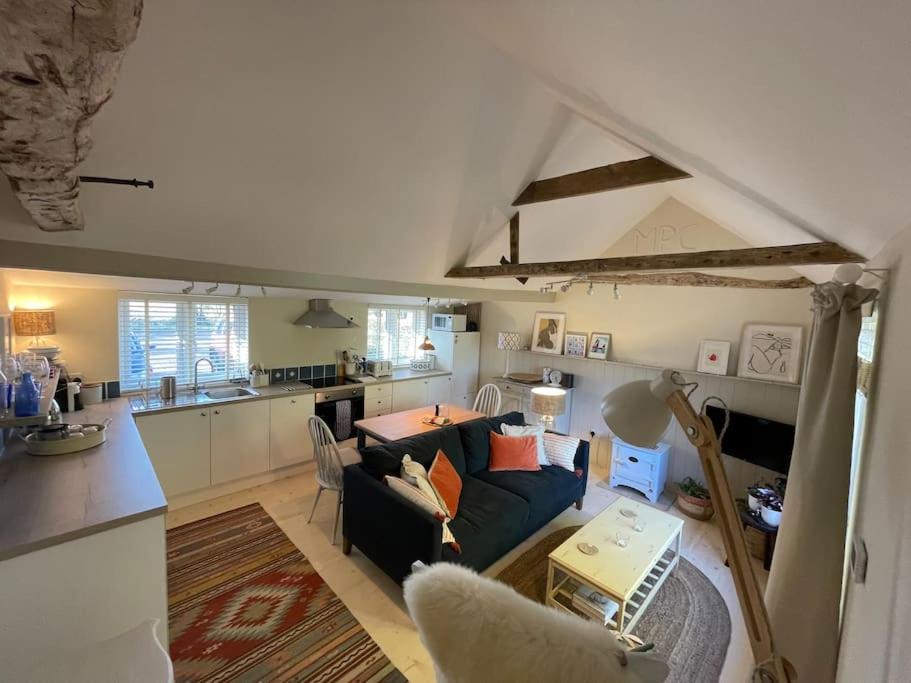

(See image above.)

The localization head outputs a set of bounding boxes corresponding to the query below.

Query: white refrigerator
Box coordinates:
[428,330,480,409]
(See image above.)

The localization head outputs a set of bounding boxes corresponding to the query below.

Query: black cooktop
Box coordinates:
[303,376,361,389]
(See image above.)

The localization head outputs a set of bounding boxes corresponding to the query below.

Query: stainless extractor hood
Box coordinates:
[294,299,358,328]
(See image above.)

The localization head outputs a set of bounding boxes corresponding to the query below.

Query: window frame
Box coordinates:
[365,304,428,368]
[117,293,249,393]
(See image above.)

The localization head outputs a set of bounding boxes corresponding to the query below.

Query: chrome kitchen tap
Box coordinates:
[193,357,214,393]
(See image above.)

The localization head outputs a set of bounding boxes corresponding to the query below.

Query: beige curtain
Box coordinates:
[766,282,878,681]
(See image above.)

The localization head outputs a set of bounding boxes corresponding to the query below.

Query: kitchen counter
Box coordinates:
[0,398,167,562]
[129,368,453,416]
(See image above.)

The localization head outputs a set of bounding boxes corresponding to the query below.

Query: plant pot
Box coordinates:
[676,491,714,521]
[761,504,782,528]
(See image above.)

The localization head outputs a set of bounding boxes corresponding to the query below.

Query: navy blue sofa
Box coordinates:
[342,411,590,584]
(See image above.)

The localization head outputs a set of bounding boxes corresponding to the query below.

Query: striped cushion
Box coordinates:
[543,433,579,472]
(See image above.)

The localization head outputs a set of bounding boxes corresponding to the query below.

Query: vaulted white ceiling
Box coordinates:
[1,1,906,292]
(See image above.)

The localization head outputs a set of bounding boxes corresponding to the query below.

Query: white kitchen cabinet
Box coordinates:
[210,400,270,484]
[135,409,211,497]
[269,394,315,470]
[391,378,427,412]
[426,374,452,405]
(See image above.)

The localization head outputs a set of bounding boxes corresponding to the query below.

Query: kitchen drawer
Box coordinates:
[365,383,390,400]
[367,396,390,414]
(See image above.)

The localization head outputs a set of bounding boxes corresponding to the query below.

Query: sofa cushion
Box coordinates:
[441,475,529,570]
[489,432,541,472]
[473,465,584,530]
[458,411,525,474]
[360,425,466,479]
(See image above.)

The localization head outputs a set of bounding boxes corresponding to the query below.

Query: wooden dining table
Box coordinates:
[354,405,486,449]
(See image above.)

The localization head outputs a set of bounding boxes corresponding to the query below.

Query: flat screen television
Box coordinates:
[705,404,794,475]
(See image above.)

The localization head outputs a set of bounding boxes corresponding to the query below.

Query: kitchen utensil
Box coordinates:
[160,376,177,399]
[25,420,109,456]
[81,382,103,404]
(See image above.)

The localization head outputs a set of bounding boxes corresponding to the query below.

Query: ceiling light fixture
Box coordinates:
[181,281,195,295]
[419,297,436,352]
[205,283,219,294]
[260,286,267,297]
[560,282,571,292]
[235,284,242,296]
[587,282,594,296]
[613,283,621,300]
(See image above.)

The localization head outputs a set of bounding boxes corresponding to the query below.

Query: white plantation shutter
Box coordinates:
[118,294,249,392]
[366,305,427,367]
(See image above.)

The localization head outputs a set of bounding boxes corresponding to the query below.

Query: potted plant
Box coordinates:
[676,477,714,520]
[747,482,775,511]
[760,494,783,527]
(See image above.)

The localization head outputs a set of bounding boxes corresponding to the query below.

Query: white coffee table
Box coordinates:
[545,498,683,634]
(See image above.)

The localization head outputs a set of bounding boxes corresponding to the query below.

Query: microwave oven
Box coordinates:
[431,314,467,332]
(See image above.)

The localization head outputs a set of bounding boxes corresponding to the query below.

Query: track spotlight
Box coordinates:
[560,282,571,292]
[613,284,621,300]
[260,285,267,297]
[181,281,195,295]
[235,284,242,296]
[205,283,219,294]
[587,282,594,296]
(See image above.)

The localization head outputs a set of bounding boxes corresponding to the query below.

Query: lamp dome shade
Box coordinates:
[601,380,671,449]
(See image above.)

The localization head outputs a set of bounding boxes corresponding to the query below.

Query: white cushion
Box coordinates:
[501,424,548,466]
[401,454,442,507]
[385,476,457,545]
[543,432,580,472]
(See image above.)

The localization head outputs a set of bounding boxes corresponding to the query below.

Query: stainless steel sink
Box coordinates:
[204,387,260,400]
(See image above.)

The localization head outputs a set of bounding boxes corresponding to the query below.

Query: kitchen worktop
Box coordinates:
[129,368,453,416]
[0,398,167,562]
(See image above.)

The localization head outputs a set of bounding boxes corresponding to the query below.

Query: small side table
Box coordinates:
[725,501,778,571]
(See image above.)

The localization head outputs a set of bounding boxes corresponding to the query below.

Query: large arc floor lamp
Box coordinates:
[602,370,794,682]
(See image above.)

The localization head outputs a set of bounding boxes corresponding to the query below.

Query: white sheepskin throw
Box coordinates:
[403,563,668,683]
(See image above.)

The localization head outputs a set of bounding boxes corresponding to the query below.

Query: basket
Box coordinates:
[675,490,715,520]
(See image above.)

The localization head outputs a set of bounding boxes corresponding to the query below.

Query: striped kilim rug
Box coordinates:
[167,503,405,682]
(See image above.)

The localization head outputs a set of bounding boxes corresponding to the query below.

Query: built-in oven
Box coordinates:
[313,383,365,441]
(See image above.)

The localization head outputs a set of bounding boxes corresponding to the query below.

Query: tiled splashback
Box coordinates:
[268,363,338,384]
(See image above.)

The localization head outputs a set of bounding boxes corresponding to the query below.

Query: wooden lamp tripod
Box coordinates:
[602,370,795,682]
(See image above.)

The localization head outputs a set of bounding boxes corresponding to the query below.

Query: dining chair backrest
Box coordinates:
[473,383,502,418]
[308,415,346,491]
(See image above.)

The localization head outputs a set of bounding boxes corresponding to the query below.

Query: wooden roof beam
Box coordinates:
[583,272,815,289]
[446,241,864,279]
[513,156,690,206]
[0,0,143,231]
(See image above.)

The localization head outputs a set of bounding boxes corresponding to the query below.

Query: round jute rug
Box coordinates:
[496,525,731,683]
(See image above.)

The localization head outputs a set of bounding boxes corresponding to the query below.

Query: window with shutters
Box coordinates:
[365,305,427,367]
[118,295,249,392]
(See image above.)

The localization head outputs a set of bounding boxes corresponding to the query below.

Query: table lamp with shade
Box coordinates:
[531,386,566,431]
[497,331,522,377]
[601,369,794,682]
[13,310,56,347]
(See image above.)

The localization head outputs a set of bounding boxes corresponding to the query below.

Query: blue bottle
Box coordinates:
[14,372,40,417]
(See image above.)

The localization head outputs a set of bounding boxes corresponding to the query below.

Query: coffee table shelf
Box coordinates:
[545,499,683,634]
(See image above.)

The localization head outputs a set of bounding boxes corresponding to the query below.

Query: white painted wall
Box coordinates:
[837,225,911,681]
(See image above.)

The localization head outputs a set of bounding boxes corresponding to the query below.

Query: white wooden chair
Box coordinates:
[307,415,361,545]
[473,383,502,417]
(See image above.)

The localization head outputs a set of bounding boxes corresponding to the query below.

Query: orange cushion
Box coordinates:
[429,449,463,518]
[489,432,542,472]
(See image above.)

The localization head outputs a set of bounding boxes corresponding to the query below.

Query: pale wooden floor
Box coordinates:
[167,459,767,682]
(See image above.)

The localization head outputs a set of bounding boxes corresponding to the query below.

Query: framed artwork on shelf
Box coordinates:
[737,323,804,384]
[564,332,588,358]
[697,340,731,375]
[531,312,567,355]
[588,332,612,360]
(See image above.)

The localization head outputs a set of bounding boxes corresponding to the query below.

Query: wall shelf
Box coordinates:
[513,349,801,390]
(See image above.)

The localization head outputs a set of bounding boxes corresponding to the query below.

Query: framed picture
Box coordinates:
[531,312,566,355]
[564,332,587,358]
[737,324,804,384]
[697,340,731,375]
[588,332,612,360]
